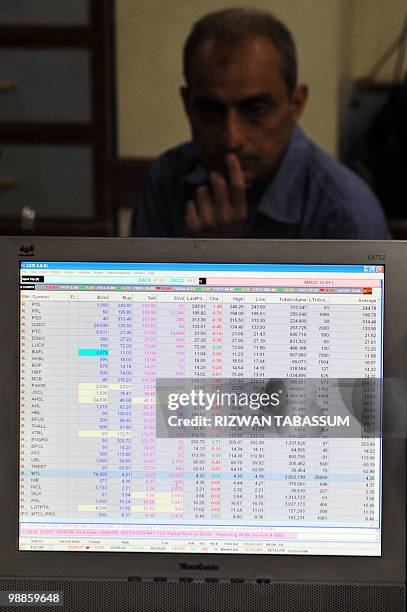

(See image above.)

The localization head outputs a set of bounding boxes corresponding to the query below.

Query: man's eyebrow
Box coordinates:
[192,96,226,109]
[237,93,274,106]
[191,93,274,108]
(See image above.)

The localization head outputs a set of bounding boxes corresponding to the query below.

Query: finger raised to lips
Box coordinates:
[209,172,232,225]
[225,153,247,215]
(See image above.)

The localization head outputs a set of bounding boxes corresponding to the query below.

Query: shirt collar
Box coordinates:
[257,125,310,224]
[183,125,310,225]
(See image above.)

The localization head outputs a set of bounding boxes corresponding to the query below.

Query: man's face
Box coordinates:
[181,35,308,187]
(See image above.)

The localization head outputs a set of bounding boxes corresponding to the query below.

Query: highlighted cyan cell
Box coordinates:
[78,349,109,356]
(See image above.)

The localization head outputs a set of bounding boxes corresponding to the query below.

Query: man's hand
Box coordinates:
[185,153,248,237]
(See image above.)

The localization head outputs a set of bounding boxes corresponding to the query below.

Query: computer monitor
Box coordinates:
[0,236,405,612]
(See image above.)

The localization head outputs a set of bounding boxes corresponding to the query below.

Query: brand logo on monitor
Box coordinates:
[19,244,34,256]
[179,563,220,571]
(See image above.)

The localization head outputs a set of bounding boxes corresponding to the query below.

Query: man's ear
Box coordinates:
[180,86,191,116]
[290,83,308,121]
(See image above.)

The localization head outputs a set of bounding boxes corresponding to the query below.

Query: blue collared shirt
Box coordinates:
[132,126,391,239]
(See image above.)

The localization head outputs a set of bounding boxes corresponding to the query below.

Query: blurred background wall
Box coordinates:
[1,1,406,235]
[115,0,407,160]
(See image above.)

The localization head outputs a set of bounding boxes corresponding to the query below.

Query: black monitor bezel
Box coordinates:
[0,236,404,584]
